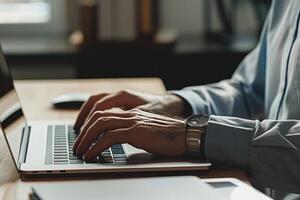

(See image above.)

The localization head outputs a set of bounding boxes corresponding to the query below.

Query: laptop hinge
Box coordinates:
[17,125,31,168]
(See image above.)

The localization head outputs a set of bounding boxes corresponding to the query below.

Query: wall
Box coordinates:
[160,0,259,35]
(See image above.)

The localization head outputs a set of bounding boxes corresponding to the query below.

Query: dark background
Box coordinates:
[0,0,270,90]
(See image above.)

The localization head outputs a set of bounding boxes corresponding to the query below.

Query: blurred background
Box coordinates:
[0,0,271,90]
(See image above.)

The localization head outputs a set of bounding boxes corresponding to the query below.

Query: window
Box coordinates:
[0,0,68,36]
[0,0,50,24]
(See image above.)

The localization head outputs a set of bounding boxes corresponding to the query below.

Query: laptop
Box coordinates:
[0,45,211,177]
[30,177,271,200]
[31,176,227,200]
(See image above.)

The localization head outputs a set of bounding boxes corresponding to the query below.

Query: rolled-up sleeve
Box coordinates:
[206,115,300,193]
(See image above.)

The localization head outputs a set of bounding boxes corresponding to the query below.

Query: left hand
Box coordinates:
[73,109,187,161]
[73,90,187,132]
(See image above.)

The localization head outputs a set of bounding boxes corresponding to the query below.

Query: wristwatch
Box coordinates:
[184,115,209,157]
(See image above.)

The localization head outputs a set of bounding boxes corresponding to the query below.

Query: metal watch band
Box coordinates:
[185,115,209,157]
[186,128,204,155]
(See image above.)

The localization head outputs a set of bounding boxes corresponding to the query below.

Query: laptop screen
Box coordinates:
[0,46,27,167]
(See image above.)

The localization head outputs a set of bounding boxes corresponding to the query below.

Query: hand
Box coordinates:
[73,109,186,161]
[74,90,186,131]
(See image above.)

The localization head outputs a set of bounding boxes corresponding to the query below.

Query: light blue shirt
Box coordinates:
[173,0,300,196]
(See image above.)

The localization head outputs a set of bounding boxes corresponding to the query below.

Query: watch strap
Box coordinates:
[200,127,206,158]
[186,128,203,155]
[185,115,209,157]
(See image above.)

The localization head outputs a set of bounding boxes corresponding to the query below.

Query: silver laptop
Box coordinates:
[0,46,211,177]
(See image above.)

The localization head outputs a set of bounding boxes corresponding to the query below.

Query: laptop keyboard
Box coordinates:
[45,125,128,165]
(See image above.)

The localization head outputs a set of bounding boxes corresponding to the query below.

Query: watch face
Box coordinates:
[187,115,209,128]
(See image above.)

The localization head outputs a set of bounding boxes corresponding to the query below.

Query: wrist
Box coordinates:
[185,115,209,157]
[167,94,192,118]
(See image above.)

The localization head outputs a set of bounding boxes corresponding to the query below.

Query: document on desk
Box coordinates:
[31,176,225,200]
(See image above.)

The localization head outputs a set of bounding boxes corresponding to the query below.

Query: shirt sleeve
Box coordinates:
[170,10,269,120]
[206,115,300,193]
[171,11,300,193]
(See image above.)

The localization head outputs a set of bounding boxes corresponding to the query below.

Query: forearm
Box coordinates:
[171,78,264,119]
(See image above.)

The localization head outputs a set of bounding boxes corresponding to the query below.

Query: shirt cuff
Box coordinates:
[205,115,257,168]
[169,90,208,115]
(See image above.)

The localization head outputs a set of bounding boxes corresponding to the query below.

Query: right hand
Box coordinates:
[73,109,187,160]
[74,90,187,131]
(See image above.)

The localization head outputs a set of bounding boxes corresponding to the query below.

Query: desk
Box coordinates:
[0,78,249,199]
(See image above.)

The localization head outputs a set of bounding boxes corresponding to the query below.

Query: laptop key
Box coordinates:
[70,160,84,164]
[98,156,114,164]
[47,125,128,165]
[114,158,128,164]
[111,148,124,154]
[54,162,68,165]
[113,154,127,158]
[111,144,123,149]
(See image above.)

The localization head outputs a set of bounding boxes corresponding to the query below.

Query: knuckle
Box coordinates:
[131,108,141,114]
[136,121,145,128]
[85,126,93,135]
[89,95,98,101]
[94,101,102,108]
[96,117,110,124]
[129,115,142,123]
[123,109,135,116]
[88,108,97,117]
[117,90,130,96]
[93,103,104,111]
[131,121,145,130]
[94,111,104,117]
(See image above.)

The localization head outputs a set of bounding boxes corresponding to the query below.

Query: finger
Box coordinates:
[73,111,133,151]
[75,117,135,156]
[84,128,131,161]
[84,92,134,123]
[81,111,132,136]
[74,93,108,131]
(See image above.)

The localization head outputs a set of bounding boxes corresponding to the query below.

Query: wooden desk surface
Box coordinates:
[14,78,166,120]
[0,78,249,199]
